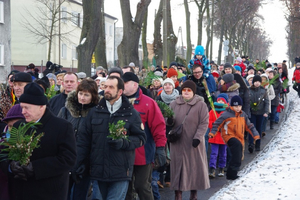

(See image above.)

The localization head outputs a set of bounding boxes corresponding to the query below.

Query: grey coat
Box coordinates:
[249,86,269,115]
[169,95,210,191]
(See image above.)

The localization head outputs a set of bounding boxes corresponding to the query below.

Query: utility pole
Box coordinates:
[163,0,168,67]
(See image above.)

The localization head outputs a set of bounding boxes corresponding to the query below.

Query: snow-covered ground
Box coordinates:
[210,68,300,200]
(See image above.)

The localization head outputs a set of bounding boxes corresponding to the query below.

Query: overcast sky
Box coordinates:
[104,0,288,63]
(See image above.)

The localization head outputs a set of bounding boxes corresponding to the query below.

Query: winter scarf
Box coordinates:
[160,89,179,104]
[214,102,227,112]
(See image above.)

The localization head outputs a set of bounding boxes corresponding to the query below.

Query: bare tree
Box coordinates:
[21,0,77,61]
[94,2,107,69]
[142,9,149,68]
[194,0,207,45]
[184,0,192,62]
[117,0,151,67]
[77,0,103,76]
[166,0,178,65]
[153,0,163,66]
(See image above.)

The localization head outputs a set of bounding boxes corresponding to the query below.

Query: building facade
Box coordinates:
[0,0,11,83]
[11,0,117,74]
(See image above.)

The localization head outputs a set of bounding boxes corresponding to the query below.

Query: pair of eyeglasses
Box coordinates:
[193,71,203,75]
[182,88,192,92]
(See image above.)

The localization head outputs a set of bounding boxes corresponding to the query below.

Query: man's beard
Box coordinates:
[104,92,118,101]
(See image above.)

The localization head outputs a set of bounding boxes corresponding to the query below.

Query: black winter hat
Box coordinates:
[169,61,178,68]
[222,74,234,83]
[230,95,243,106]
[19,82,48,105]
[224,63,233,69]
[252,75,262,83]
[46,61,53,69]
[11,72,32,83]
[35,76,50,91]
[108,67,123,76]
[8,70,19,78]
[247,65,256,72]
[122,72,139,83]
[181,80,197,95]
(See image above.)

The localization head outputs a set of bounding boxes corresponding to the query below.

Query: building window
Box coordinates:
[61,7,67,23]
[0,1,4,24]
[0,45,4,66]
[71,11,80,27]
[72,45,77,60]
[61,44,67,59]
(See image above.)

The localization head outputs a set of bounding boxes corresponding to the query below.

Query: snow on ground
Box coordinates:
[210,68,300,200]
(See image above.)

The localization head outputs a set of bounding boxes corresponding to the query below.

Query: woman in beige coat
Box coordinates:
[169,80,210,200]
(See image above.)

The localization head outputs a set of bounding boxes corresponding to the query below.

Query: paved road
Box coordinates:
[159,99,290,200]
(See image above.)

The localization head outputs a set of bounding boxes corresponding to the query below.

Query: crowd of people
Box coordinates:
[0,45,297,200]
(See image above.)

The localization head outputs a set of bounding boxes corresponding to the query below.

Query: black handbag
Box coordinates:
[168,106,192,143]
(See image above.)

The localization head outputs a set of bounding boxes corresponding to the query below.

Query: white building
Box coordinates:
[0,0,11,82]
[10,0,117,73]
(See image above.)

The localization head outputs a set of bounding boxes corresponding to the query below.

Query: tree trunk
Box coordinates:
[142,9,149,68]
[210,0,214,61]
[184,0,192,62]
[117,0,151,67]
[195,0,206,45]
[94,1,107,69]
[217,18,225,64]
[77,0,103,76]
[153,0,163,66]
[166,0,177,65]
[205,0,210,57]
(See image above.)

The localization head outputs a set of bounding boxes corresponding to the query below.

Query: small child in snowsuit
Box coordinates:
[208,93,229,178]
[188,45,211,78]
[292,62,300,97]
[209,95,260,180]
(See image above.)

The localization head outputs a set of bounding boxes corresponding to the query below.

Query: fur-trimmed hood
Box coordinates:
[65,91,96,118]
[227,82,240,92]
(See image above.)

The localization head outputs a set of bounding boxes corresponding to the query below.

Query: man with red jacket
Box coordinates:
[122,72,167,200]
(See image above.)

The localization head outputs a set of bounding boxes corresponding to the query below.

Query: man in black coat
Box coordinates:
[48,72,78,115]
[6,82,77,200]
[75,76,146,200]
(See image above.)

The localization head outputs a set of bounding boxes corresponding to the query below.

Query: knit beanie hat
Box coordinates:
[152,77,163,85]
[224,63,233,69]
[35,76,50,91]
[19,82,48,105]
[247,65,256,72]
[222,74,234,83]
[236,57,242,63]
[162,78,175,89]
[230,95,243,106]
[246,74,255,82]
[46,73,57,84]
[169,62,178,68]
[154,70,163,77]
[167,68,178,78]
[252,75,262,83]
[2,104,25,122]
[234,65,241,72]
[217,93,229,104]
[108,67,123,76]
[211,71,219,78]
[181,80,196,95]
[260,73,269,81]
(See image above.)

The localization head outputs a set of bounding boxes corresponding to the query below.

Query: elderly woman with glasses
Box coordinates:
[169,80,210,200]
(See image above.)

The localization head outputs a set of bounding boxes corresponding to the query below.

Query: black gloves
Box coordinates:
[71,164,86,184]
[10,161,34,181]
[108,139,124,150]
[155,147,166,167]
[166,117,174,125]
[192,139,200,148]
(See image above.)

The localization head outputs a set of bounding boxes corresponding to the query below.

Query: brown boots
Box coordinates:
[190,190,197,200]
[175,190,197,200]
[175,190,182,200]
